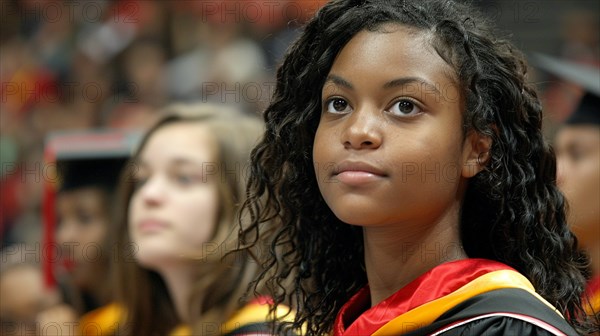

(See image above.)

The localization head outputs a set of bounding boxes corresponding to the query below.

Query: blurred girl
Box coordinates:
[56,157,126,314]
[110,104,289,335]
[555,79,600,331]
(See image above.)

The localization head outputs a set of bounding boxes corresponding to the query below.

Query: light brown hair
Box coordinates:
[113,103,264,335]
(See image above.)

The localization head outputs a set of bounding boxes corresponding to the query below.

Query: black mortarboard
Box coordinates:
[564,93,600,125]
[532,53,600,126]
[45,130,142,193]
[57,157,127,193]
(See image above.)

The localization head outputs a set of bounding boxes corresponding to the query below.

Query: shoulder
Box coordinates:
[408,288,578,336]
[222,298,298,336]
[436,288,579,335]
[78,302,123,336]
[432,314,570,336]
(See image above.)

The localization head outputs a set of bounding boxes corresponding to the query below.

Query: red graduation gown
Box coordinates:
[333,258,578,335]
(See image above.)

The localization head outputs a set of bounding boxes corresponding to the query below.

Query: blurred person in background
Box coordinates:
[91,103,293,335]
[535,54,600,333]
[541,8,599,126]
[1,244,63,336]
[35,130,138,335]
[111,38,168,108]
[554,68,600,332]
[54,157,129,315]
[166,15,267,113]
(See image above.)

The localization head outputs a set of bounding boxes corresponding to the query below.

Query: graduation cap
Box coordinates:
[42,129,142,288]
[45,130,142,191]
[57,157,127,193]
[532,53,600,126]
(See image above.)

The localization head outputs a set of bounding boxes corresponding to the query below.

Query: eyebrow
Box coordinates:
[171,158,206,167]
[135,157,206,169]
[132,159,147,169]
[324,74,441,95]
[325,74,354,90]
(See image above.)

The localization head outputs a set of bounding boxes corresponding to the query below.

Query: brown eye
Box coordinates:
[76,209,94,225]
[388,99,422,116]
[132,176,148,190]
[568,147,585,162]
[325,98,352,114]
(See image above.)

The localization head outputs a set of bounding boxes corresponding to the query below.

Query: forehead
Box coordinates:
[556,125,600,145]
[328,23,457,89]
[140,122,218,163]
[57,187,107,208]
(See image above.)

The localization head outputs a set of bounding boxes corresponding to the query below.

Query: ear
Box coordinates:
[461,130,492,178]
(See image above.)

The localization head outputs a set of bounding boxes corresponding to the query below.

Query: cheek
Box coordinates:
[565,160,599,193]
[175,188,220,244]
[55,222,71,245]
[581,158,600,182]
[572,161,600,203]
[313,126,325,161]
[127,194,143,230]
[560,160,599,230]
[567,163,600,241]
[313,126,336,175]
[394,137,462,182]
[83,219,108,241]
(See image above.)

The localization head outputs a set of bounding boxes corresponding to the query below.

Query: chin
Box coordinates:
[135,253,168,270]
[324,197,391,227]
[134,244,178,269]
[330,207,386,227]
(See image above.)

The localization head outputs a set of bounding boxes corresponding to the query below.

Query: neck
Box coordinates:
[363,204,467,307]
[158,263,197,323]
[79,262,109,307]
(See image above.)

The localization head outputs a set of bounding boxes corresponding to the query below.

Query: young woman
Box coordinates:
[106,103,289,335]
[239,0,597,335]
[55,157,126,315]
[533,53,600,333]
[555,86,600,330]
[36,130,139,336]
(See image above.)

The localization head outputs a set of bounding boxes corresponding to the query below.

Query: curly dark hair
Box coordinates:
[239,0,595,334]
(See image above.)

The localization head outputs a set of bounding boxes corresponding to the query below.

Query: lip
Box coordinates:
[334,160,386,176]
[137,219,170,233]
[333,160,387,185]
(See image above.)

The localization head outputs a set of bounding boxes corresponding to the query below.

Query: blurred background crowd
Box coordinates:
[1,0,331,248]
[2,0,599,249]
[0,0,598,335]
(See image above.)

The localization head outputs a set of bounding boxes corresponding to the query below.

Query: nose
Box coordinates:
[137,175,166,206]
[342,105,382,150]
[56,221,78,245]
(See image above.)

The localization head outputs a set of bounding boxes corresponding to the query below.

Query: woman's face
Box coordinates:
[56,187,109,286]
[129,122,220,269]
[314,24,480,230]
[556,125,600,248]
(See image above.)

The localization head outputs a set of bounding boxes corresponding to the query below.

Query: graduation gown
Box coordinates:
[584,275,600,318]
[333,258,579,335]
[78,302,121,335]
[171,297,296,335]
[79,297,294,335]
